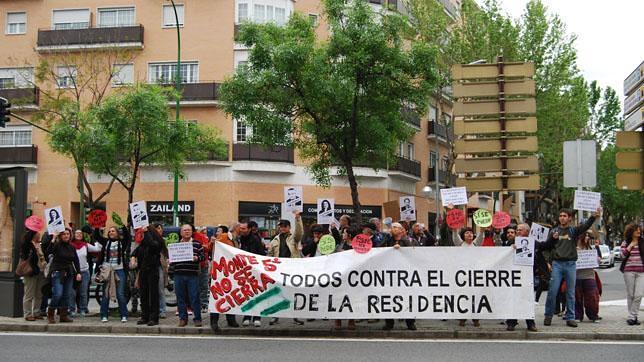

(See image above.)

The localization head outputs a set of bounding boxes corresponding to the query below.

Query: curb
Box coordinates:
[1,323,643,341]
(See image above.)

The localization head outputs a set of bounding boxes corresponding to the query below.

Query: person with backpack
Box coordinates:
[620,223,643,326]
[541,207,600,328]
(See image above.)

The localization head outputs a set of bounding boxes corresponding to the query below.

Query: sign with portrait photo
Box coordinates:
[45,206,65,235]
[129,201,149,229]
[513,236,535,266]
[284,186,303,213]
[399,196,416,221]
[317,198,335,224]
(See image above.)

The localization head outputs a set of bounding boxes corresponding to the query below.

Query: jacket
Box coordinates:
[94,227,131,268]
[541,216,596,261]
[239,232,266,256]
[138,231,162,271]
[268,216,303,258]
[46,242,81,275]
[20,240,42,275]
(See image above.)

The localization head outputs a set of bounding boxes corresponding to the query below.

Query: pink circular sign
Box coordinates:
[25,216,44,232]
[492,211,511,229]
[352,234,373,254]
[446,209,465,229]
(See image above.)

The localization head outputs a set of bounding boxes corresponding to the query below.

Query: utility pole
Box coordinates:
[169,0,181,227]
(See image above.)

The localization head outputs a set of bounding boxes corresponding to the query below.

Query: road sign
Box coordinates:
[615,131,643,190]
[453,98,536,117]
[455,156,539,173]
[624,107,643,131]
[616,173,643,190]
[455,174,540,192]
[563,140,596,188]
[452,62,535,80]
[616,152,643,170]
[453,80,536,98]
[454,136,538,154]
[616,131,644,148]
[454,117,537,135]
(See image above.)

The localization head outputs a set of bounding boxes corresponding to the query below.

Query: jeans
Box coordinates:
[175,274,202,322]
[70,270,90,313]
[100,269,128,319]
[158,266,166,314]
[545,260,576,320]
[199,263,210,309]
[50,270,74,309]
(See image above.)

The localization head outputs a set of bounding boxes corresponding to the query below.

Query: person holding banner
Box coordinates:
[45,228,81,324]
[171,225,206,327]
[94,225,131,323]
[333,226,360,330]
[620,223,643,326]
[238,222,265,327]
[542,207,600,328]
[506,223,538,332]
[575,232,601,323]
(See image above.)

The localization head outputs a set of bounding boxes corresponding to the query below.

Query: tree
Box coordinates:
[220,0,438,223]
[86,84,227,208]
[586,81,622,148]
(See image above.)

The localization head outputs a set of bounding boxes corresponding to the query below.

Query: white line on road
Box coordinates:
[2,332,643,345]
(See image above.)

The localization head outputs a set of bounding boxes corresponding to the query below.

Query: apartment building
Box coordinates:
[0,0,455,236]
[624,60,643,131]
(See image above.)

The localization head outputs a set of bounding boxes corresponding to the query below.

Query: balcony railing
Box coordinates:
[179,82,220,102]
[37,25,144,50]
[390,156,421,178]
[402,107,421,128]
[0,145,37,164]
[186,148,229,162]
[427,121,452,141]
[428,166,449,184]
[232,143,294,163]
[0,87,39,106]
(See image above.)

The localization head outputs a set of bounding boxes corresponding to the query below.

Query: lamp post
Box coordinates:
[168,0,181,227]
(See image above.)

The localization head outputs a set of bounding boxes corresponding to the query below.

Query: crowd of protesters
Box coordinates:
[18,204,643,332]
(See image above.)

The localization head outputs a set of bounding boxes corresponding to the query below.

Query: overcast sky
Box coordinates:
[491,0,643,110]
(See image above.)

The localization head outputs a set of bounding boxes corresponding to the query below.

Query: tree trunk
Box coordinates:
[345,163,363,226]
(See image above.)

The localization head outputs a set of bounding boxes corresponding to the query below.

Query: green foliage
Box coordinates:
[85,84,227,203]
[220,0,438,219]
[587,81,623,147]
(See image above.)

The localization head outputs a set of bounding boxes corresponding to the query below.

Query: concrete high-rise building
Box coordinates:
[624,61,643,131]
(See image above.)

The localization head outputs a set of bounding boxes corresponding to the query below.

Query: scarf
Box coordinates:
[71,239,86,250]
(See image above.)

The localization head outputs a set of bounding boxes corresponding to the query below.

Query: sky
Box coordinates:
[489,0,643,109]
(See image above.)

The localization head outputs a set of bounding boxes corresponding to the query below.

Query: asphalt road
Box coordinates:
[594,261,626,302]
[1,333,641,362]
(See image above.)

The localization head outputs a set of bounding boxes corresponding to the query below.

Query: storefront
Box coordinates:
[147,201,195,226]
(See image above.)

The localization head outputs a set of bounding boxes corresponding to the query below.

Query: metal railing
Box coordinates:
[37,24,144,47]
[0,145,37,164]
[0,87,39,105]
[390,156,421,177]
[232,143,294,163]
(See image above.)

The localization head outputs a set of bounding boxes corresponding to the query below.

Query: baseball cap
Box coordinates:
[277,219,291,227]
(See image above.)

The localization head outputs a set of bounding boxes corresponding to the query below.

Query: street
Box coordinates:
[0,333,641,362]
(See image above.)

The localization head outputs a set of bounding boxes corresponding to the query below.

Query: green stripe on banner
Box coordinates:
[240,287,282,312]
[260,299,291,316]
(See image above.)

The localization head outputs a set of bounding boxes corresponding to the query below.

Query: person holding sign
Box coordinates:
[620,223,644,326]
[332,226,360,331]
[542,207,601,328]
[45,228,81,324]
[133,227,164,326]
[506,223,538,332]
[171,225,205,327]
[574,232,601,323]
[94,225,131,323]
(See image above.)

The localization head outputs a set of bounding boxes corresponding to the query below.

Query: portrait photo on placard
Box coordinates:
[45,206,65,235]
[284,186,303,213]
[514,236,535,266]
[317,198,335,224]
[399,196,416,221]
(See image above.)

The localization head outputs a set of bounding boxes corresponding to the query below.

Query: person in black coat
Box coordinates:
[133,227,163,326]
[45,228,81,324]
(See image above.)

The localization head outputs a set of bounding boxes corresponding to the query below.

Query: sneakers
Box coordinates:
[121,317,128,323]
[543,316,552,326]
[253,319,261,327]
[566,320,578,328]
[159,312,167,319]
[626,318,640,326]
[101,317,108,323]
[242,319,250,327]
[147,320,159,326]
[136,319,148,325]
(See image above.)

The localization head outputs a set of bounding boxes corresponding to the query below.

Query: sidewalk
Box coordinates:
[1,304,642,341]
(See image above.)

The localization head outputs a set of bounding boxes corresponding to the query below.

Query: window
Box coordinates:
[407,143,414,160]
[0,128,32,147]
[234,119,252,143]
[398,142,404,157]
[234,50,249,70]
[148,62,198,84]
[163,4,184,27]
[253,4,265,23]
[308,13,318,26]
[112,64,134,86]
[398,141,413,159]
[56,66,77,88]
[236,1,291,25]
[0,68,34,88]
[0,78,15,89]
[441,156,449,171]
[429,105,437,123]
[237,3,249,22]
[429,151,437,168]
[98,7,135,27]
[52,9,90,30]
[443,113,452,125]
[6,12,26,34]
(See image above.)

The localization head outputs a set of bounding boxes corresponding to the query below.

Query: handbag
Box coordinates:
[16,258,33,277]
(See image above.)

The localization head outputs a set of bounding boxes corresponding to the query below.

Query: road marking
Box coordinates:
[2,332,643,345]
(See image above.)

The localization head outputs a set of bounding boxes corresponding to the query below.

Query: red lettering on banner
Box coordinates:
[262,258,281,272]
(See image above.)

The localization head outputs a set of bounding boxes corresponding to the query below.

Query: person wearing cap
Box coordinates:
[302,224,325,257]
[268,211,304,325]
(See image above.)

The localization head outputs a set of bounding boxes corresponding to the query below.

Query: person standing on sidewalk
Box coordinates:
[20,230,46,321]
[46,228,81,324]
[209,226,240,332]
[267,212,304,326]
[192,226,211,315]
[70,229,101,317]
[542,207,600,328]
[574,231,601,323]
[620,223,643,326]
[171,224,205,327]
[506,223,538,332]
[94,226,130,323]
[238,222,265,327]
[135,226,163,326]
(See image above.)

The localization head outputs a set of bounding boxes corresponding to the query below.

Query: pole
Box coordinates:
[78,167,85,228]
[434,119,441,239]
[170,0,181,227]
[576,138,583,224]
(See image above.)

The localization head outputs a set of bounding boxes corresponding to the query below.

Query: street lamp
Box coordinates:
[168,0,181,227]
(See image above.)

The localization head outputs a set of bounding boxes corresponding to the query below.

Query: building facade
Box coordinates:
[624,60,643,131]
[0,0,455,236]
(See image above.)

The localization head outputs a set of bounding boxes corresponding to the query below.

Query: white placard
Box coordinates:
[129,200,149,229]
[317,198,335,224]
[573,190,601,213]
[529,223,550,243]
[168,242,195,263]
[576,249,599,269]
[284,186,303,213]
[210,242,535,320]
[513,236,535,266]
[399,196,416,221]
[45,206,65,235]
[440,187,468,206]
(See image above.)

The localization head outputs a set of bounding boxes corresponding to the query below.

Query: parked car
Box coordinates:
[612,246,622,261]
[598,244,614,268]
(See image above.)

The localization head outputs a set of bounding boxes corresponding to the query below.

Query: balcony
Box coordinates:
[389,156,421,178]
[36,25,144,52]
[232,143,294,163]
[0,146,37,165]
[0,87,39,107]
[428,166,449,184]
[427,121,453,142]
[402,107,421,128]
[186,148,229,162]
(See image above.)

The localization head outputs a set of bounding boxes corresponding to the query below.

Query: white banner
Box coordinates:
[209,242,535,319]
[576,249,599,269]
[168,242,194,263]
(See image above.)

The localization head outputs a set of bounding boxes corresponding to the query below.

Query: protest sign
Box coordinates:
[576,249,600,269]
[473,209,492,227]
[88,209,107,229]
[352,234,373,254]
[284,186,303,213]
[317,198,335,224]
[25,216,44,232]
[492,211,511,229]
[399,196,416,221]
[440,187,468,206]
[129,201,149,229]
[446,209,465,229]
[529,223,550,243]
[573,190,601,213]
[318,235,336,255]
[513,236,534,266]
[45,206,65,235]
[168,242,195,263]
[210,242,535,319]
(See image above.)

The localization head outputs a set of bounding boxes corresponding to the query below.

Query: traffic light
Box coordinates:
[0,97,11,128]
